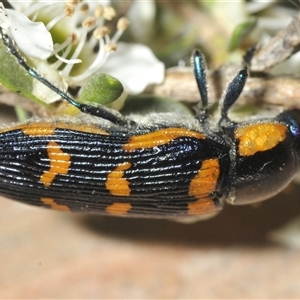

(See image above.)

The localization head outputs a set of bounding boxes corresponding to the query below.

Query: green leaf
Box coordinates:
[78,73,124,105]
[0,40,42,104]
[229,20,257,52]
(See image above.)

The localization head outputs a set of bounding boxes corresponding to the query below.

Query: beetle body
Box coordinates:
[0,109,299,218]
[0,28,300,219]
[0,118,229,217]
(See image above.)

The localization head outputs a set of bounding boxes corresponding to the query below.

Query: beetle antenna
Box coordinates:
[243,45,256,69]
[218,64,248,128]
[193,50,209,124]
[218,46,256,128]
[0,27,128,126]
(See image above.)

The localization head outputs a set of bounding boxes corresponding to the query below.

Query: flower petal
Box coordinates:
[0,4,53,59]
[9,1,33,12]
[102,42,165,94]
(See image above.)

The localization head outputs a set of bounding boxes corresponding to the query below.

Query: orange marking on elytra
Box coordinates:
[189,159,220,198]
[39,141,71,187]
[188,197,218,215]
[106,202,132,215]
[106,162,132,196]
[0,122,109,136]
[122,128,205,152]
[235,123,287,156]
[22,123,56,135]
[55,123,109,135]
[40,197,70,211]
[188,158,220,215]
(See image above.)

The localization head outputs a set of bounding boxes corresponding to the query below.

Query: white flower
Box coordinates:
[0,3,53,59]
[0,1,165,103]
[102,42,164,95]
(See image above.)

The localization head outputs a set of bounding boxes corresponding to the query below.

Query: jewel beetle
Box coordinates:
[0,27,300,219]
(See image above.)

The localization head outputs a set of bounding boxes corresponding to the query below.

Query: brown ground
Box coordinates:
[1,183,300,298]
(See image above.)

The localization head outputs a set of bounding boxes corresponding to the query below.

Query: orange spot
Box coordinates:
[40,197,70,211]
[106,202,132,215]
[0,122,108,136]
[39,141,71,187]
[55,122,109,135]
[106,162,131,196]
[122,128,205,152]
[188,197,218,215]
[23,123,56,135]
[188,159,220,215]
[189,159,220,199]
[235,123,287,156]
